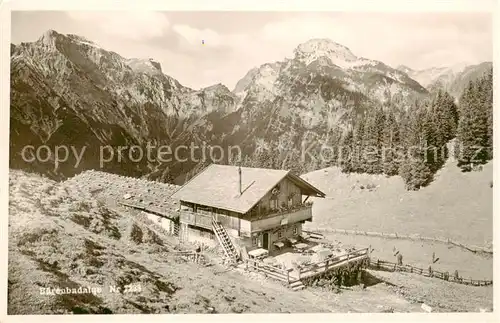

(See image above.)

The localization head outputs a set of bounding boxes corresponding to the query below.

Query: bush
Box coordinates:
[366,183,377,190]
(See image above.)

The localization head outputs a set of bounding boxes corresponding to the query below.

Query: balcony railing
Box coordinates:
[179,210,213,230]
[247,202,314,220]
[247,204,313,233]
[179,202,314,235]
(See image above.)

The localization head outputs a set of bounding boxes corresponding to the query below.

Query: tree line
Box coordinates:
[339,68,493,190]
[237,69,493,191]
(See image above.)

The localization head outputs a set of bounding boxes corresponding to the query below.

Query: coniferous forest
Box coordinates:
[241,68,493,191]
[240,68,492,191]
[337,69,493,190]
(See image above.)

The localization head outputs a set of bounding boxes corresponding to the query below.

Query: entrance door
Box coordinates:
[262,232,269,250]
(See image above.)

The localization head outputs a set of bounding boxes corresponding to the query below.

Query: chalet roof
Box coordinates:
[170,164,326,214]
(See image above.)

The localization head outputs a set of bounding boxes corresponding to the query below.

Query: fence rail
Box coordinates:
[369,259,493,287]
[245,258,293,283]
[309,228,492,255]
[245,247,370,284]
[298,247,369,278]
[302,230,325,240]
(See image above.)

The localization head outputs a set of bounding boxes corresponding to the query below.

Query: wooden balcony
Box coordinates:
[240,204,313,235]
[179,203,313,236]
[179,210,213,230]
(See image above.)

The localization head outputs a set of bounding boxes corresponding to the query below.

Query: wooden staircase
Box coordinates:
[289,279,305,291]
[173,222,180,237]
[211,218,239,263]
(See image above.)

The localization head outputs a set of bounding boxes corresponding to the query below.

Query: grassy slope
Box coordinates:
[303,159,493,247]
[9,169,432,314]
[301,159,493,280]
[369,270,493,312]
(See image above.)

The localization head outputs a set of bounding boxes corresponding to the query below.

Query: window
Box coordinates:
[253,236,259,246]
[293,226,298,235]
[277,230,282,239]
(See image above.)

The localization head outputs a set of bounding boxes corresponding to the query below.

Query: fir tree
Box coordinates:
[399,103,434,189]
[480,69,493,159]
[381,110,401,176]
[456,75,490,171]
[362,108,385,174]
[351,116,366,173]
[340,127,354,173]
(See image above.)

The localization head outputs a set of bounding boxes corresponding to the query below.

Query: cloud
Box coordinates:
[256,13,492,69]
[173,24,223,47]
[62,12,491,89]
[67,11,170,40]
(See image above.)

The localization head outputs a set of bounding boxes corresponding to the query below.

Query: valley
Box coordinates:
[10,30,492,186]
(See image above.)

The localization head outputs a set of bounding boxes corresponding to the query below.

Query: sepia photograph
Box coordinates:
[1,0,497,319]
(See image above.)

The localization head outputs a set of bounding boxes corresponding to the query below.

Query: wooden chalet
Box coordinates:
[170,164,326,258]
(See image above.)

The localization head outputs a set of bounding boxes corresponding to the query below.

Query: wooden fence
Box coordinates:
[175,251,210,266]
[245,247,370,283]
[302,230,325,240]
[298,247,369,278]
[369,259,493,287]
[309,228,492,255]
[245,258,293,283]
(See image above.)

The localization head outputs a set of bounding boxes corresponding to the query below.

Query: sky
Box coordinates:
[11,11,493,90]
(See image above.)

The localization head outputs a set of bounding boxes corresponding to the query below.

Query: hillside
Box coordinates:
[398,62,493,99]
[8,169,493,314]
[7,170,420,314]
[301,158,493,281]
[9,30,236,181]
[302,159,493,247]
[10,31,431,183]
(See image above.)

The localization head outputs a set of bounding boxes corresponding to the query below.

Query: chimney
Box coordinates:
[238,166,242,195]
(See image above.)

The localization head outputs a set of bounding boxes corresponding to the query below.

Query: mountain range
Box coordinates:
[397,62,493,100]
[9,30,492,183]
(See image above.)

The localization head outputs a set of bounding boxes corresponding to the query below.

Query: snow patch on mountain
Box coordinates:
[126,58,163,76]
[254,63,281,93]
[295,38,357,67]
[397,63,469,88]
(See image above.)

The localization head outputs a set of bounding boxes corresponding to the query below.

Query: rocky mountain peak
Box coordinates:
[37,29,60,48]
[397,65,414,74]
[34,29,105,54]
[148,58,162,72]
[203,83,230,93]
[66,33,99,45]
[294,38,357,66]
